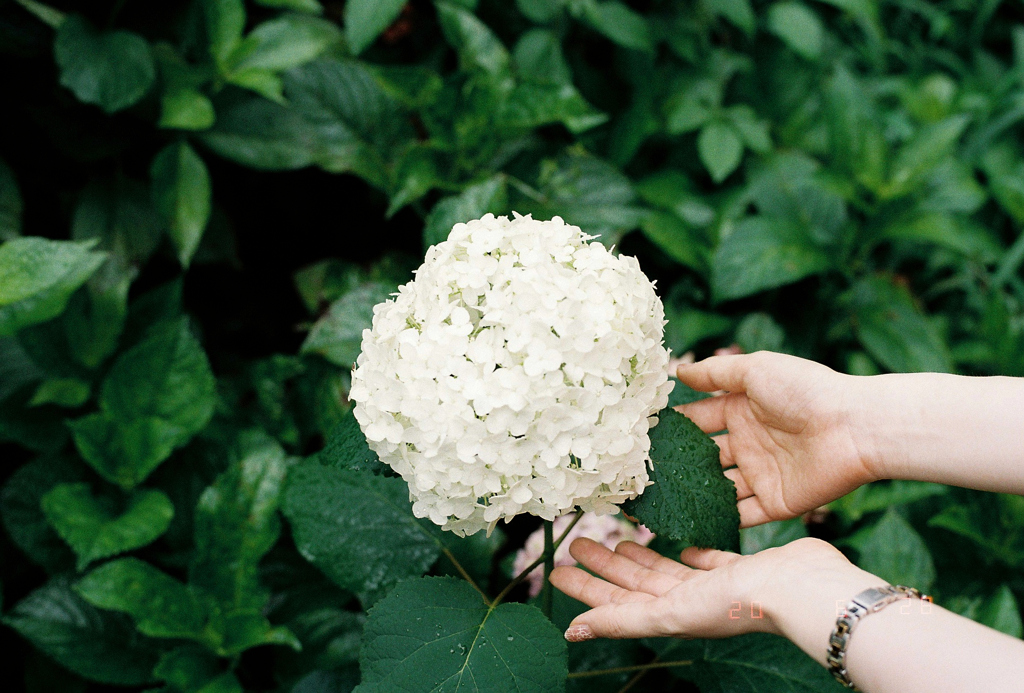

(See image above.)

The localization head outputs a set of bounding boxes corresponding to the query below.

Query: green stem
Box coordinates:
[440,545,489,603]
[569,659,694,679]
[541,520,554,618]
[491,510,583,607]
[14,0,65,28]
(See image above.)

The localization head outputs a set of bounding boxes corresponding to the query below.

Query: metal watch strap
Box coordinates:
[826,585,931,690]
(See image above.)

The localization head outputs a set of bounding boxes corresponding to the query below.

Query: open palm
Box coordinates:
[676,352,878,527]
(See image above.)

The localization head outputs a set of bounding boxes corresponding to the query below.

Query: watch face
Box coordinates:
[853,587,891,608]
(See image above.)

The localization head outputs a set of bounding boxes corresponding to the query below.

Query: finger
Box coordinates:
[675,395,731,434]
[724,467,753,500]
[676,354,754,393]
[679,546,741,570]
[738,496,775,528]
[550,565,654,608]
[713,432,735,468]
[568,598,675,640]
[614,541,693,581]
[569,538,679,596]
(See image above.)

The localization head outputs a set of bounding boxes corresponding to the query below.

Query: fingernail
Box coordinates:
[564,625,595,642]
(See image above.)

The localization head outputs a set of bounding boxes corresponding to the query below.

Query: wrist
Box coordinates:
[842,372,927,482]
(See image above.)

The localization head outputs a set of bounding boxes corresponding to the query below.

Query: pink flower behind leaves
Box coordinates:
[512,513,654,598]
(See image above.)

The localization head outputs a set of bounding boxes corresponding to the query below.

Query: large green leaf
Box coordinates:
[151,142,212,268]
[3,577,163,685]
[41,483,174,571]
[283,457,441,606]
[76,558,206,639]
[575,0,653,52]
[0,237,106,336]
[355,577,567,693]
[190,435,289,612]
[740,517,807,555]
[845,275,953,373]
[54,15,156,113]
[652,632,844,692]
[315,410,388,475]
[203,0,247,69]
[622,408,740,551]
[639,210,709,274]
[711,217,830,302]
[847,508,936,590]
[344,0,406,55]
[436,1,512,82]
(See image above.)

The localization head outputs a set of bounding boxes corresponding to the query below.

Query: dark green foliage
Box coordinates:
[2,0,1024,690]
[623,407,740,551]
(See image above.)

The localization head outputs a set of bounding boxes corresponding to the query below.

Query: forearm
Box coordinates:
[855,373,1024,493]
[767,563,1024,693]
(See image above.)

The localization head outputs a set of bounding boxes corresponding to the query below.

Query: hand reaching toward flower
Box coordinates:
[675,352,879,527]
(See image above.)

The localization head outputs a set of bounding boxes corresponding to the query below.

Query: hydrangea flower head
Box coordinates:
[349,213,674,536]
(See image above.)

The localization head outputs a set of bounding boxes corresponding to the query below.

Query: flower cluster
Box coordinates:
[349,213,674,536]
[513,513,655,597]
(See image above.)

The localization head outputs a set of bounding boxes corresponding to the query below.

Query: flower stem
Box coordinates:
[541,519,554,618]
[568,659,693,679]
[492,510,583,607]
[439,545,489,603]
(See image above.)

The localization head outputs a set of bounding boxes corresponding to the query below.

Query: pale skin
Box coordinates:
[551,351,1024,692]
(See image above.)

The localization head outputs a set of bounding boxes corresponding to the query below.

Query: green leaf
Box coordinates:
[845,275,953,373]
[766,2,823,61]
[652,632,842,692]
[576,0,654,52]
[639,210,709,274]
[1,454,84,572]
[230,14,340,73]
[356,577,568,693]
[283,457,441,606]
[225,68,285,103]
[203,0,247,69]
[102,318,216,435]
[70,318,215,488]
[436,1,512,82]
[155,646,244,693]
[151,142,212,268]
[635,170,716,227]
[705,0,755,36]
[500,83,608,134]
[849,509,935,590]
[255,0,323,13]
[734,312,785,353]
[0,237,106,337]
[517,0,564,23]
[54,15,156,113]
[424,176,507,248]
[30,377,91,408]
[663,305,733,355]
[190,435,289,612]
[75,558,206,639]
[69,414,182,490]
[0,157,22,240]
[698,121,744,183]
[316,410,388,475]
[201,93,321,170]
[976,585,1023,638]
[927,493,1024,567]
[829,480,948,524]
[301,282,396,367]
[747,153,847,245]
[711,217,830,302]
[40,483,174,571]
[740,518,807,554]
[3,577,162,685]
[160,88,217,131]
[622,408,739,550]
[884,115,970,198]
[726,105,771,154]
[72,177,164,267]
[344,0,406,55]
[512,29,571,85]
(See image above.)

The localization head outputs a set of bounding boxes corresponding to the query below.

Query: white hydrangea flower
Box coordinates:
[349,213,674,536]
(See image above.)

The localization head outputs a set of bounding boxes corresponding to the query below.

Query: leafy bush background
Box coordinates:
[1,0,1023,691]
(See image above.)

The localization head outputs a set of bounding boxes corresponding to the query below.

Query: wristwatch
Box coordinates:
[826,584,931,690]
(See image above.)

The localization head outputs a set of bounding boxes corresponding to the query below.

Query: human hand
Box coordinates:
[676,351,881,527]
[551,536,881,657]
